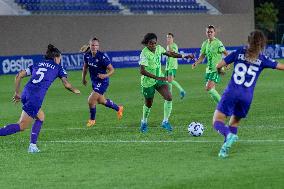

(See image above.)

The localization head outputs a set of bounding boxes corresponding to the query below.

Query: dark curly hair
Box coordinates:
[141,33,157,45]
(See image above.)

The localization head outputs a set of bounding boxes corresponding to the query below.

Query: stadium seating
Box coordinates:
[14,0,120,15]
[14,0,208,15]
[119,0,208,14]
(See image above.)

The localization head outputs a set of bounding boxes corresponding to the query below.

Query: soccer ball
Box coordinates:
[188,122,204,137]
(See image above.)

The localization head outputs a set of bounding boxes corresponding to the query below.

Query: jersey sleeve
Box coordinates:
[218,41,226,53]
[102,53,111,67]
[25,64,34,76]
[58,65,68,78]
[172,44,178,53]
[139,51,148,66]
[159,45,167,54]
[224,50,237,65]
[200,41,206,55]
[262,56,278,69]
[83,54,89,65]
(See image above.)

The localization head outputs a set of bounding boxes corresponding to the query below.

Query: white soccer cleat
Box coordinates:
[28,143,40,153]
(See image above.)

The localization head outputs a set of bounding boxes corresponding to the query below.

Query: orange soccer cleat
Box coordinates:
[117,106,124,120]
[86,119,96,128]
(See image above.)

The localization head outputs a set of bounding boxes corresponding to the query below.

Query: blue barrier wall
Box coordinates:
[1,45,284,75]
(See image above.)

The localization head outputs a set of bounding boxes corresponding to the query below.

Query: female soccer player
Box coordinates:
[139,33,194,133]
[0,44,80,153]
[213,30,284,158]
[81,37,123,128]
[165,33,186,99]
[192,25,228,104]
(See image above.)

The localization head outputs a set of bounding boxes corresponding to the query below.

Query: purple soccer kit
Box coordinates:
[217,47,278,118]
[84,51,110,95]
[22,59,67,118]
[83,51,119,121]
[0,59,67,141]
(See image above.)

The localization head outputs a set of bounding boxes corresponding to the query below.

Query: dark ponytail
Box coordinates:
[245,30,267,62]
[45,44,61,60]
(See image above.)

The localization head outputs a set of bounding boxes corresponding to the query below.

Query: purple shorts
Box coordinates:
[92,81,109,95]
[21,90,42,119]
[217,92,252,118]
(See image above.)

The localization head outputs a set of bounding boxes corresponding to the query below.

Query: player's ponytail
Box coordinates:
[245,30,266,62]
[80,44,90,53]
[45,44,61,60]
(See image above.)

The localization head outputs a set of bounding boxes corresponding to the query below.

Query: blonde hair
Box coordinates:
[245,30,267,62]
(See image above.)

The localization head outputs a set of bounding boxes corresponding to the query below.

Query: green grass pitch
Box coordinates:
[0,61,284,189]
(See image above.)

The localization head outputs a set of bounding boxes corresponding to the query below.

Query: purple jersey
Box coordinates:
[83,51,111,84]
[224,47,277,96]
[21,59,67,118]
[217,47,278,118]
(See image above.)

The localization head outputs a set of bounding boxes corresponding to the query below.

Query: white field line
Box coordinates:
[41,139,284,144]
[40,125,284,131]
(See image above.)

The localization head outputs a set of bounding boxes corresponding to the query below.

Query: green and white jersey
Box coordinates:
[166,42,178,70]
[139,45,166,88]
[200,37,226,73]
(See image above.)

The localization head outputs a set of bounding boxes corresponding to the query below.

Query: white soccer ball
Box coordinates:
[188,122,204,137]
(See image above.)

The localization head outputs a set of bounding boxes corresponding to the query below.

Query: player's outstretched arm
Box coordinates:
[13,70,27,103]
[163,51,194,60]
[276,62,284,70]
[61,77,81,94]
[192,54,205,69]
[140,65,167,81]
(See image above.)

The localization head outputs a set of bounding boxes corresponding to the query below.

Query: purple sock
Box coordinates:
[30,120,43,144]
[105,99,119,111]
[229,126,238,134]
[0,123,21,136]
[214,121,230,139]
[90,107,96,120]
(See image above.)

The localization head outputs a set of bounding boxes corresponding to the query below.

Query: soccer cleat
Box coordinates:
[140,121,148,133]
[28,143,40,153]
[87,119,96,128]
[117,106,124,120]
[180,91,186,99]
[218,146,228,158]
[161,121,173,132]
[218,133,238,158]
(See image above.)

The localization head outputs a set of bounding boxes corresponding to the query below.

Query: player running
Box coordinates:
[139,33,194,133]
[192,25,228,104]
[165,33,186,99]
[0,44,80,153]
[81,37,123,128]
[213,30,284,158]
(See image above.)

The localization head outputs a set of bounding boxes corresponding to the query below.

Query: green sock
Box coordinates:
[163,100,172,122]
[171,80,184,92]
[208,88,221,103]
[142,105,151,123]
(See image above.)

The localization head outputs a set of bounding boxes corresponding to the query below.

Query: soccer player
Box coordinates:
[192,25,228,104]
[139,33,194,133]
[165,33,186,99]
[0,44,80,153]
[213,30,284,158]
[81,37,123,128]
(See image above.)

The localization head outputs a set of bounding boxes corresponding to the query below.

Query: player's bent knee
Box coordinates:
[19,122,29,131]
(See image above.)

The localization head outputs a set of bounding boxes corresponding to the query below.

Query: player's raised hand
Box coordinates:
[12,92,21,103]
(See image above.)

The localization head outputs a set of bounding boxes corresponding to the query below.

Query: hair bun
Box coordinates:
[48,44,55,50]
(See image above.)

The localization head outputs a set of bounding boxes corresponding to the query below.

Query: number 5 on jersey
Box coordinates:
[32,68,47,84]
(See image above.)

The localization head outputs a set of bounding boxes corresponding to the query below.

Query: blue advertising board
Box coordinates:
[1,45,284,75]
